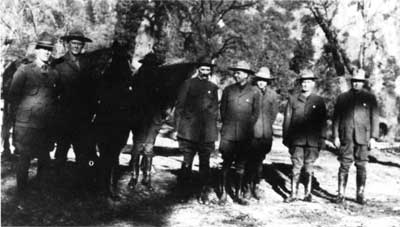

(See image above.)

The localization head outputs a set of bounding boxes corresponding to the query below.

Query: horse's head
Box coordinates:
[84,41,133,86]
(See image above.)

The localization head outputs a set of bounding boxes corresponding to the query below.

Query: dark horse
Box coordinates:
[85,43,197,198]
[128,56,198,190]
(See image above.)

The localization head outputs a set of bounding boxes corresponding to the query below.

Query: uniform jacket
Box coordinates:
[9,62,60,129]
[253,87,279,139]
[283,92,327,148]
[175,77,219,142]
[333,89,379,145]
[53,52,94,122]
[220,82,260,141]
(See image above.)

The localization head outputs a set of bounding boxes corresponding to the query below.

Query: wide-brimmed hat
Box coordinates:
[298,69,317,81]
[139,53,164,65]
[228,61,255,74]
[351,69,367,81]
[61,28,92,43]
[36,32,56,50]
[197,56,216,68]
[254,67,274,81]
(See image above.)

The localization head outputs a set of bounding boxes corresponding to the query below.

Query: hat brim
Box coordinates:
[254,76,275,81]
[197,63,216,67]
[229,67,255,74]
[61,36,92,43]
[139,59,164,65]
[351,78,367,82]
[298,76,317,81]
[36,42,54,50]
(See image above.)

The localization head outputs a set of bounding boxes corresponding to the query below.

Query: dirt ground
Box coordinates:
[1,137,400,227]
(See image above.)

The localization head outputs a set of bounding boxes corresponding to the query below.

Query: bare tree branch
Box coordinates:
[308,4,353,75]
[0,17,13,31]
[212,35,239,58]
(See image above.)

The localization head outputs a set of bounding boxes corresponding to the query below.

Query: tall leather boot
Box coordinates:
[141,156,153,190]
[234,172,249,205]
[219,166,229,205]
[177,163,192,201]
[198,163,212,204]
[128,154,140,189]
[251,162,264,200]
[16,155,30,196]
[36,152,51,183]
[285,174,300,203]
[356,170,366,205]
[303,172,313,202]
[335,172,348,204]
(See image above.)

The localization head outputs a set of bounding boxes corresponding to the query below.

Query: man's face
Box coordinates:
[36,48,52,63]
[352,81,364,90]
[301,79,315,93]
[234,70,249,84]
[68,39,84,55]
[198,66,211,79]
[256,80,267,90]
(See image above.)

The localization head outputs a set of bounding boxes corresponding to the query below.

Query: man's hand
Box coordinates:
[369,138,377,149]
[334,137,341,149]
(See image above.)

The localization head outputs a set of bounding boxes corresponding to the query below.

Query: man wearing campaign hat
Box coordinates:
[53,28,95,177]
[283,69,327,203]
[245,67,279,200]
[174,57,219,204]
[332,68,378,205]
[9,32,61,195]
[219,61,260,205]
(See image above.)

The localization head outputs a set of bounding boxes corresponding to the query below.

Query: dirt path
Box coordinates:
[2,138,400,226]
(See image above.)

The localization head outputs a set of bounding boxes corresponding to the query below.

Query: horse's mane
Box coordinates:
[133,62,197,114]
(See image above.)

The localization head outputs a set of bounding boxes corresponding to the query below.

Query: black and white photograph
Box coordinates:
[1,0,400,226]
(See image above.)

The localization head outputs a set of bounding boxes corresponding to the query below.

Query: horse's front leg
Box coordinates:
[98,128,129,200]
[128,143,141,189]
[141,143,154,190]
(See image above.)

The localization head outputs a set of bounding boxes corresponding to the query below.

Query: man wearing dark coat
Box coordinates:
[219,61,260,205]
[175,59,219,204]
[332,69,379,205]
[9,32,60,195]
[283,70,327,203]
[245,67,279,200]
[53,28,96,176]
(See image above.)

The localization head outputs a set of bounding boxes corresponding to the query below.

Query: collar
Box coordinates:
[351,88,362,93]
[297,92,313,102]
[66,51,80,62]
[196,75,209,81]
[34,59,47,68]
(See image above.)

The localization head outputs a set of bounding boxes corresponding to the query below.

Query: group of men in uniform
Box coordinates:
[175,59,378,206]
[4,29,97,196]
[1,29,378,206]
[175,60,277,205]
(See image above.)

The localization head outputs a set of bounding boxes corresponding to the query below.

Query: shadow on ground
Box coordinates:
[2,147,338,226]
[1,158,177,226]
[368,155,400,168]
[261,163,337,201]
